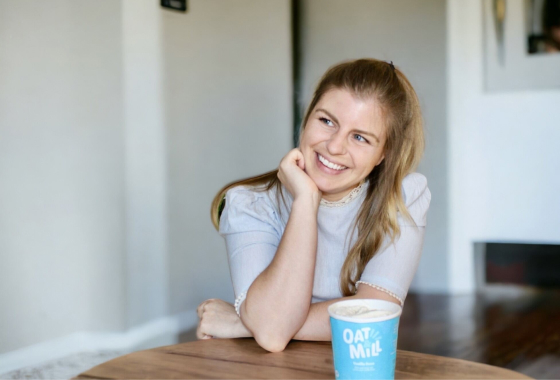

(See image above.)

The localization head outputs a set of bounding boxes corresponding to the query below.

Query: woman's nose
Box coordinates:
[326,131,347,155]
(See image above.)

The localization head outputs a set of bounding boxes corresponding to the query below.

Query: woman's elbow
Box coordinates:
[254,331,290,353]
[242,311,291,352]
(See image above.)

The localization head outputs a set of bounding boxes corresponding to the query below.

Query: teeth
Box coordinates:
[318,154,347,170]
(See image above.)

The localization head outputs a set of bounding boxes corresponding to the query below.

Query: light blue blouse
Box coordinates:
[218,172,431,307]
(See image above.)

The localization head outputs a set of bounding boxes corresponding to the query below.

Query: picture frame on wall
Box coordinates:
[483,0,560,92]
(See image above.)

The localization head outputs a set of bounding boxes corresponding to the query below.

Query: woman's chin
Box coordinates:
[308,171,352,196]
[315,182,341,196]
[313,177,364,199]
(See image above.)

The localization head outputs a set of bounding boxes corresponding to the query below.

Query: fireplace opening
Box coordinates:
[475,242,560,288]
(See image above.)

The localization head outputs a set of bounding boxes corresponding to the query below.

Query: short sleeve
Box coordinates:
[219,186,282,303]
[358,173,431,304]
[397,173,431,227]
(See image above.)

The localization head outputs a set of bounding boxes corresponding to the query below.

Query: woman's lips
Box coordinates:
[315,152,348,175]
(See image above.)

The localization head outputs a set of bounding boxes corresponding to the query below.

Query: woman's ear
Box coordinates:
[376,154,385,166]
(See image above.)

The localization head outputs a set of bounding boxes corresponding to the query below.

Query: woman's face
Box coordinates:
[299,88,387,202]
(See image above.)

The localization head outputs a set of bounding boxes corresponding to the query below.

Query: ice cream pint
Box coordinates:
[328,299,402,380]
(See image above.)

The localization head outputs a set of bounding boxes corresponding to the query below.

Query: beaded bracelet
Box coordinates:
[234,291,247,317]
[355,281,404,306]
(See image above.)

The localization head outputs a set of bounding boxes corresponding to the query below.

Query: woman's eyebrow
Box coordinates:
[315,108,380,143]
[316,108,341,126]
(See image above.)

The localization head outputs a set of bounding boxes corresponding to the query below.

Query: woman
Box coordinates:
[196,58,431,353]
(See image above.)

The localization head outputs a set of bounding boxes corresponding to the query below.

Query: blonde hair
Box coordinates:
[210,58,424,296]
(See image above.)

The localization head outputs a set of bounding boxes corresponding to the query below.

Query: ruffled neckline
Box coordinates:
[320,180,367,208]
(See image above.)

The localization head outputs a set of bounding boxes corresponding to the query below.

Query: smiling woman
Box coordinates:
[300,89,387,202]
[199,58,430,352]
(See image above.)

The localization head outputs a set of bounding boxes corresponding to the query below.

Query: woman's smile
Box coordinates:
[315,152,349,174]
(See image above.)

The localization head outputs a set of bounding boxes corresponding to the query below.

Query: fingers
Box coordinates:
[280,148,305,171]
[196,326,204,340]
[196,331,213,340]
[196,299,220,340]
[196,327,213,340]
[196,320,204,339]
[291,148,304,166]
[197,298,218,318]
[289,148,304,170]
[196,317,214,340]
[196,301,207,319]
[296,149,305,170]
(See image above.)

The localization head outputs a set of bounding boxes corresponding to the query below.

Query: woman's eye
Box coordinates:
[319,117,334,127]
[354,134,369,143]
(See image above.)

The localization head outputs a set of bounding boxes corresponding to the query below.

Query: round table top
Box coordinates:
[75,338,532,379]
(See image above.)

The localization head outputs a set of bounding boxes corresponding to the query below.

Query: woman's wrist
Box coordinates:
[236,315,254,338]
[293,191,322,212]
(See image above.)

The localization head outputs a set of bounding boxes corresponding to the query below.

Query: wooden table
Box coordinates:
[75,339,532,379]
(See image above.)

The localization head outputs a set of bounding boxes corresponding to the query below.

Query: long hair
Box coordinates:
[210,58,424,296]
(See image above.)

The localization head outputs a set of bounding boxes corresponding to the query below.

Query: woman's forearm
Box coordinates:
[240,197,319,352]
[233,297,346,342]
[234,290,399,343]
[293,286,402,341]
[292,297,346,341]
[236,296,355,342]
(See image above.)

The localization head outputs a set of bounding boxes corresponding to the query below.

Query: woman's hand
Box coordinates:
[277,148,322,205]
[196,299,253,339]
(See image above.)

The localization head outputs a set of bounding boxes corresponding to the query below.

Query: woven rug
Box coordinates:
[0,350,128,380]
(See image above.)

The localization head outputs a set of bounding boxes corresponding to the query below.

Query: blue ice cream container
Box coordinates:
[328,299,402,380]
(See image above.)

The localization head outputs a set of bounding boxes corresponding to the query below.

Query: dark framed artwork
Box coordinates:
[484,0,560,91]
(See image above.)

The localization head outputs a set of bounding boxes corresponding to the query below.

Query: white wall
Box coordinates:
[8,0,555,369]
[0,0,292,367]
[299,0,449,292]
[162,0,293,314]
[122,0,169,330]
[447,0,560,292]
[0,0,126,353]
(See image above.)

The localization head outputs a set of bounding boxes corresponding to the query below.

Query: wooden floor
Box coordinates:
[398,287,560,379]
[180,286,560,379]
